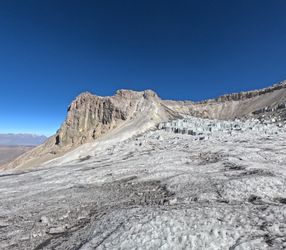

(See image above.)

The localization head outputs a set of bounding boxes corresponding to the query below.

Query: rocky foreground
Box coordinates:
[1,117,286,249]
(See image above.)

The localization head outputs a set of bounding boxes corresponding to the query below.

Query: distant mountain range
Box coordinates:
[0,133,47,146]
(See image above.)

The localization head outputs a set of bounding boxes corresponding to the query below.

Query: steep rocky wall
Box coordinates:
[56,93,127,146]
[200,80,286,103]
[2,89,177,169]
[55,90,167,146]
[3,80,286,170]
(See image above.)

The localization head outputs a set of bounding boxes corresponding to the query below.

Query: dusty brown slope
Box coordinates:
[4,80,286,170]
[0,146,34,166]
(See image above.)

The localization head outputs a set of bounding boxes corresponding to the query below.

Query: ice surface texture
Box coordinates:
[1,117,286,249]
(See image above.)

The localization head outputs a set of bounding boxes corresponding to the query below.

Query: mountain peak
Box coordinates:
[58,88,163,147]
[4,82,286,170]
[114,89,159,99]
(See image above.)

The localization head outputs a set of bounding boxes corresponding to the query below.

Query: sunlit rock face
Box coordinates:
[55,91,130,146]
[188,80,286,120]
[4,80,286,170]
[58,80,286,148]
[54,89,181,147]
[2,89,182,169]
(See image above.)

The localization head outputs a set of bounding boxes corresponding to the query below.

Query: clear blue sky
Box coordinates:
[1,0,286,136]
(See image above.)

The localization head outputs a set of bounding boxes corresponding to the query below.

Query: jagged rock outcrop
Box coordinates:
[2,89,182,169]
[189,80,286,120]
[211,80,286,102]
[3,80,286,170]
[55,90,164,146]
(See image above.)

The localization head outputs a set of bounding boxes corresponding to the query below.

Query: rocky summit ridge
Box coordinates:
[55,89,162,146]
[4,80,286,170]
[189,80,286,120]
[3,89,181,169]
[203,80,286,103]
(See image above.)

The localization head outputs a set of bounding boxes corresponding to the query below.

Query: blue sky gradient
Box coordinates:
[1,0,286,135]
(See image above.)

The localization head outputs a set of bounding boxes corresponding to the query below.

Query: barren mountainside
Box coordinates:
[2,103,286,249]
[190,80,286,119]
[2,81,286,250]
[56,90,171,146]
[3,80,286,170]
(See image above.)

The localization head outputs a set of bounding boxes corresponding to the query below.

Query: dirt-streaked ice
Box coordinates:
[0,117,286,249]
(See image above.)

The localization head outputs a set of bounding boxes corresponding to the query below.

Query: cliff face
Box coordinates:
[4,80,286,170]
[213,80,286,102]
[190,80,286,120]
[3,89,180,169]
[56,92,128,146]
[55,90,165,146]
[57,81,286,146]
